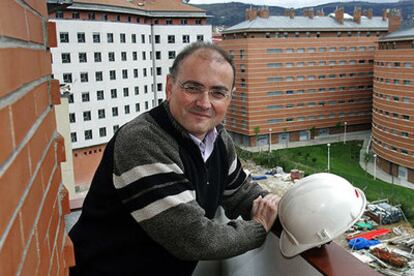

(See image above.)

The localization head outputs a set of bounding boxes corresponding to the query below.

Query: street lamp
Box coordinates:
[343,121,347,144]
[327,143,331,172]
[373,153,377,180]
[268,128,272,153]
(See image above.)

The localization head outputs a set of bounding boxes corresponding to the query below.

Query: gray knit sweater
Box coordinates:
[69,101,267,275]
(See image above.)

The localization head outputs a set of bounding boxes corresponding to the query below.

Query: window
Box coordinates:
[144,85,148,93]
[181,19,187,25]
[156,67,162,76]
[112,107,119,117]
[143,68,147,77]
[61,53,71,63]
[83,111,91,121]
[135,86,139,95]
[124,105,130,114]
[95,71,103,81]
[71,132,77,142]
[168,51,176,59]
[286,48,294,53]
[133,69,138,78]
[110,70,116,80]
[182,35,190,43]
[141,34,145,43]
[120,33,126,43]
[111,89,117,98]
[155,51,161,60]
[107,33,114,43]
[267,63,282,68]
[197,35,204,41]
[297,48,305,53]
[113,125,119,133]
[103,14,108,21]
[155,35,160,43]
[98,109,105,119]
[157,83,163,91]
[69,113,76,123]
[123,87,129,97]
[168,35,175,43]
[132,51,137,60]
[63,73,72,83]
[72,12,79,19]
[97,90,104,100]
[77,32,85,43]
[142,52,146,60]
[68,94,74,103]
[81,92,90,102]
[122,69,128,79]
[99,127,106,137]
[135,103,140,112]
[319,47,326,52]
[93,33,100,43]
[121,52,127,61]
[359,46,366,51]
[60,32,69,43]
[108,52,115,62]
[84,130,92,140]
[195,19,202,25]
[166,19,173,25]
[132,34,136,43]
[79,52,87,63]
[80,72,88,82]
[88,12,95,20]
[94,52,102,62]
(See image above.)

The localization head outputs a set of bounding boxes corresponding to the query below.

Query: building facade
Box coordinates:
[219,7,395,147]
[373,26,414,184]
[48,0,211,196]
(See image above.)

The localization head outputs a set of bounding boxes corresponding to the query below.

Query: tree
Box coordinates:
[253,126,260,148]
[309,126,316,140]
[335,122,342,141]
[363,152,372,171]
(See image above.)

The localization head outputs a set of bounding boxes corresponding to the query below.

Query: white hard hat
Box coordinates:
[278,173,366,258]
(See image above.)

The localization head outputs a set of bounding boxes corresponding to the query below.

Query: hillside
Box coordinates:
[193,1,414,28]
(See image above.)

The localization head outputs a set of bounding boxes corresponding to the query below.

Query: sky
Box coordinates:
[188,0,400,9]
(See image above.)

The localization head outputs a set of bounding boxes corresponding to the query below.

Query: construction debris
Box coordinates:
[371,247,408,268]
[366,200,404,225]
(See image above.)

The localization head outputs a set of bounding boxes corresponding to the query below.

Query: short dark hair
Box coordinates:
[169,41,236,89]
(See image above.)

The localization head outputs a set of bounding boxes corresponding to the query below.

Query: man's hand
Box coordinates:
[251,194,280,232]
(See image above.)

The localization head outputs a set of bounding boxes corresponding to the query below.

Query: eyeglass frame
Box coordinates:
[176,80,233,102]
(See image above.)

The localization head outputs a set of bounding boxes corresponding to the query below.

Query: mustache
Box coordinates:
[188,106,214,117]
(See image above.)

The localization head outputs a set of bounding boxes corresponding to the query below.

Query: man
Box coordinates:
[69,42,279,275]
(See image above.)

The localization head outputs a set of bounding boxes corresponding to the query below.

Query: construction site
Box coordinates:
[244,159,414,276]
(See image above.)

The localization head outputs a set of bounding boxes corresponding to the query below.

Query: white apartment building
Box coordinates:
[48,0,211,198]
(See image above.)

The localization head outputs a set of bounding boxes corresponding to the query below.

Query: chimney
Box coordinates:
[308,7,314,19]
[335,6,344,24]
[289,8,295,19]
[245,7,257,21]
[367,8,373,19]
[388,9,401,32]
[258,6,269,18]
[382,9,388,21]
[353,6,361,24]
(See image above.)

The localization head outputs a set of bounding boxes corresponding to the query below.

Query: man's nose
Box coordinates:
[195,91,212,109]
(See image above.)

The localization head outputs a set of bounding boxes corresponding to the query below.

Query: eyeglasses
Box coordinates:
[178,80,231,102]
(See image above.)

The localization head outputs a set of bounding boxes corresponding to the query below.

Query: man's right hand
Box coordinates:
[251,194,280,232]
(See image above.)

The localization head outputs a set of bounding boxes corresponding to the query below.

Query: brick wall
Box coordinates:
[0,0,74,275]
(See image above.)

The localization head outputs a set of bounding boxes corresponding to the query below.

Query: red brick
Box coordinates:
[33,82,49,117]
[0,49,51,98]
[24,0,48,17]
[20,171,43,244]
[0,146,31,237]
[48,204,60,251]
[0,0,29,41]
[60,186,71,216]
[0,106,14,164]
[26,11,44,44]
[49,247,59,276]
[63,236,75,268]
[40,143,56,193]
[56,134,66,163]
[47,21,57,48]
[21,232,40,276]
[37,237,51,276]
[11,90,37,146]
[50,79,61,105]
[0,218,24,276]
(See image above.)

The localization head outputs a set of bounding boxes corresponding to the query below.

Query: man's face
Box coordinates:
[166,49,234,140]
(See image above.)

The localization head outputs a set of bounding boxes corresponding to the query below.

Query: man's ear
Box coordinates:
[166,75,173,100]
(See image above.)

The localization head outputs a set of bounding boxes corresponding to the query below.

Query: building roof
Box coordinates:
[380,27,414,41]
[71,0,205,12]
[223,15,389,33]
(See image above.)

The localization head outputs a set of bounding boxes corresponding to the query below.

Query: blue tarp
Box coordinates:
[251,175,267,180]
[348,238,380,250]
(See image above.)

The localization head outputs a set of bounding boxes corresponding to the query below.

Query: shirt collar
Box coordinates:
[189,128,218,162]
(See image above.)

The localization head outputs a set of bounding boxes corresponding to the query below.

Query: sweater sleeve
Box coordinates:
[220,130,269,220]
[112,121,267,261]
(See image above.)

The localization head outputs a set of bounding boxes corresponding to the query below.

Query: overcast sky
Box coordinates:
[188,0,400,9]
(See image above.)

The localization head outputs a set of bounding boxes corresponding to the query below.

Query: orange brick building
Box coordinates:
[373,24,414,184]
[219,7,397,147]
[0,0,74,274]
